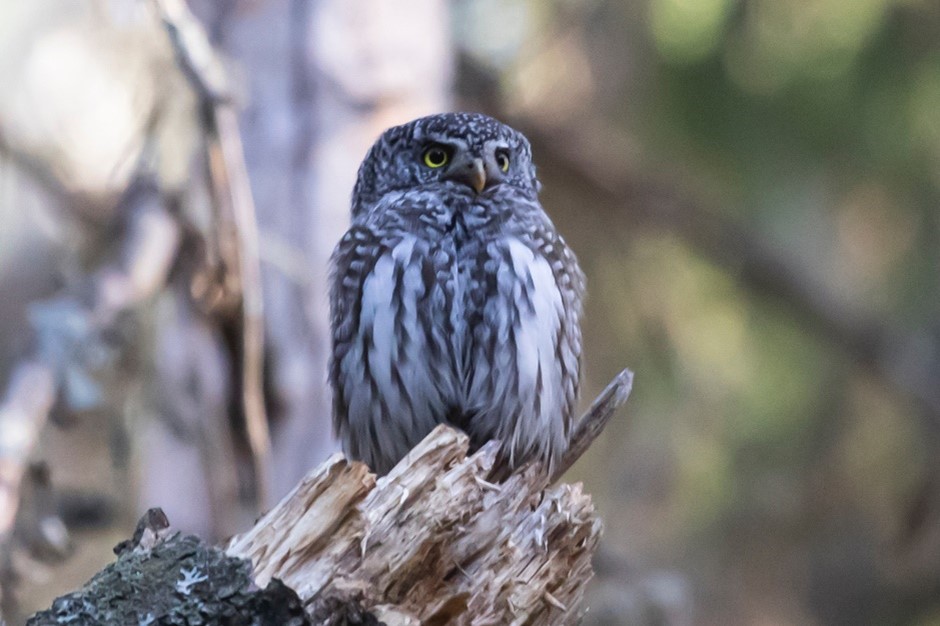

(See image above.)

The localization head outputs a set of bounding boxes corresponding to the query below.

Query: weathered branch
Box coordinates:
[0,363,56,559]
[155,0,271,509]
[551,368,634,484]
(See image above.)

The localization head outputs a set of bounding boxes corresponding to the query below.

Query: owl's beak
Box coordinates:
[445,155,497,194]
[467,158,487,194]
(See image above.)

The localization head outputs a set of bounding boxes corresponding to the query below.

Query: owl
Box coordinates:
[329,112,584,476]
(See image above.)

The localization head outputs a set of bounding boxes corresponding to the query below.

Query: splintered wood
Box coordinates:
[226,426,602,625]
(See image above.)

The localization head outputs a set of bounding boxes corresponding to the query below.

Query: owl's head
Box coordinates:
[351,112,540,218]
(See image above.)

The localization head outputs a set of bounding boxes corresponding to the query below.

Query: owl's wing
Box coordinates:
[328,211,455,474]
[529,222,585,431]
[462,213,585,472]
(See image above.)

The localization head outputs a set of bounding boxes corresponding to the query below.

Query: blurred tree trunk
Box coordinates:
[191,0,452,500]
[0,1,455,601]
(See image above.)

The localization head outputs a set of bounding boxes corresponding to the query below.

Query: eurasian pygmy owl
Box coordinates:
[329,112,584,476]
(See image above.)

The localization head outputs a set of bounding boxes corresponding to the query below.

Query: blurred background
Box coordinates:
[1,0,939,623]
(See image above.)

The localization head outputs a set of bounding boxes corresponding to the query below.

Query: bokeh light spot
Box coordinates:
[649,0,734,63]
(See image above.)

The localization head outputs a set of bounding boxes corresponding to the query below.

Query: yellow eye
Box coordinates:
[496,150,510,172]
[423,146,449,168]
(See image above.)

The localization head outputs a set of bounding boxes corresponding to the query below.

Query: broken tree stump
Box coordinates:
[27,370,633,625]
[229,427,596,624]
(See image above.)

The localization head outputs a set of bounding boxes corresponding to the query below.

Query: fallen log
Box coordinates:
[27,370,633,625]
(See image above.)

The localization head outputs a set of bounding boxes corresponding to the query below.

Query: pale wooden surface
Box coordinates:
[227,425,602,625]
